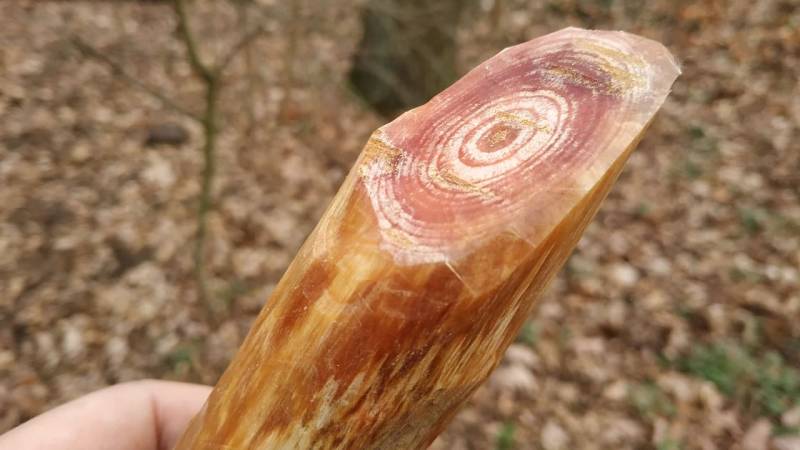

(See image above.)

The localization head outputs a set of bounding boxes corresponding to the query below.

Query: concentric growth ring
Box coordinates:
[359,31,651,264]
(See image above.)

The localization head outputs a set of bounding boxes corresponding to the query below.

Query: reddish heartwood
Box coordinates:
[174,27,679,450]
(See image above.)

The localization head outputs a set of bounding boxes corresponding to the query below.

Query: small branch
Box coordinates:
[173,0,215,83]
[172,0,222,312]
[192,76,220,312]
[214,24,267,77]
[71,36,202,122]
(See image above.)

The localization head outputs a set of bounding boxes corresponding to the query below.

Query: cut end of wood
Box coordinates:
[357,27,679,265]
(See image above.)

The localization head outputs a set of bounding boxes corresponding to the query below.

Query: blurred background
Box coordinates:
[1,0,798,449]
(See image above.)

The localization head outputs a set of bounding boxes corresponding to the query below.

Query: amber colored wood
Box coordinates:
[174,27,679,449]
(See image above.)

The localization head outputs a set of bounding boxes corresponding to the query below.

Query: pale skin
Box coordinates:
[0,380,211,450]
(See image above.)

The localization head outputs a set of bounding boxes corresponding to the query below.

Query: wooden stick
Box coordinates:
[174,27,679,449]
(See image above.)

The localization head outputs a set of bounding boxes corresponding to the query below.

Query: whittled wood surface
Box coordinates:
[174,27,679,450]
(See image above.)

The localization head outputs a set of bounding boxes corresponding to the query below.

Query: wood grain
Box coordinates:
[174,27,679,450]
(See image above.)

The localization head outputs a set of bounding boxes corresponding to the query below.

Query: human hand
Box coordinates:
[0,380,211,450]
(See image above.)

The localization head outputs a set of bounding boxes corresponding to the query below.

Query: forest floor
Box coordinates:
[1,1,799,449]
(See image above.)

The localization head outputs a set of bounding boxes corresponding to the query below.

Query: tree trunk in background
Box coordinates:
[349,0,463,118]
